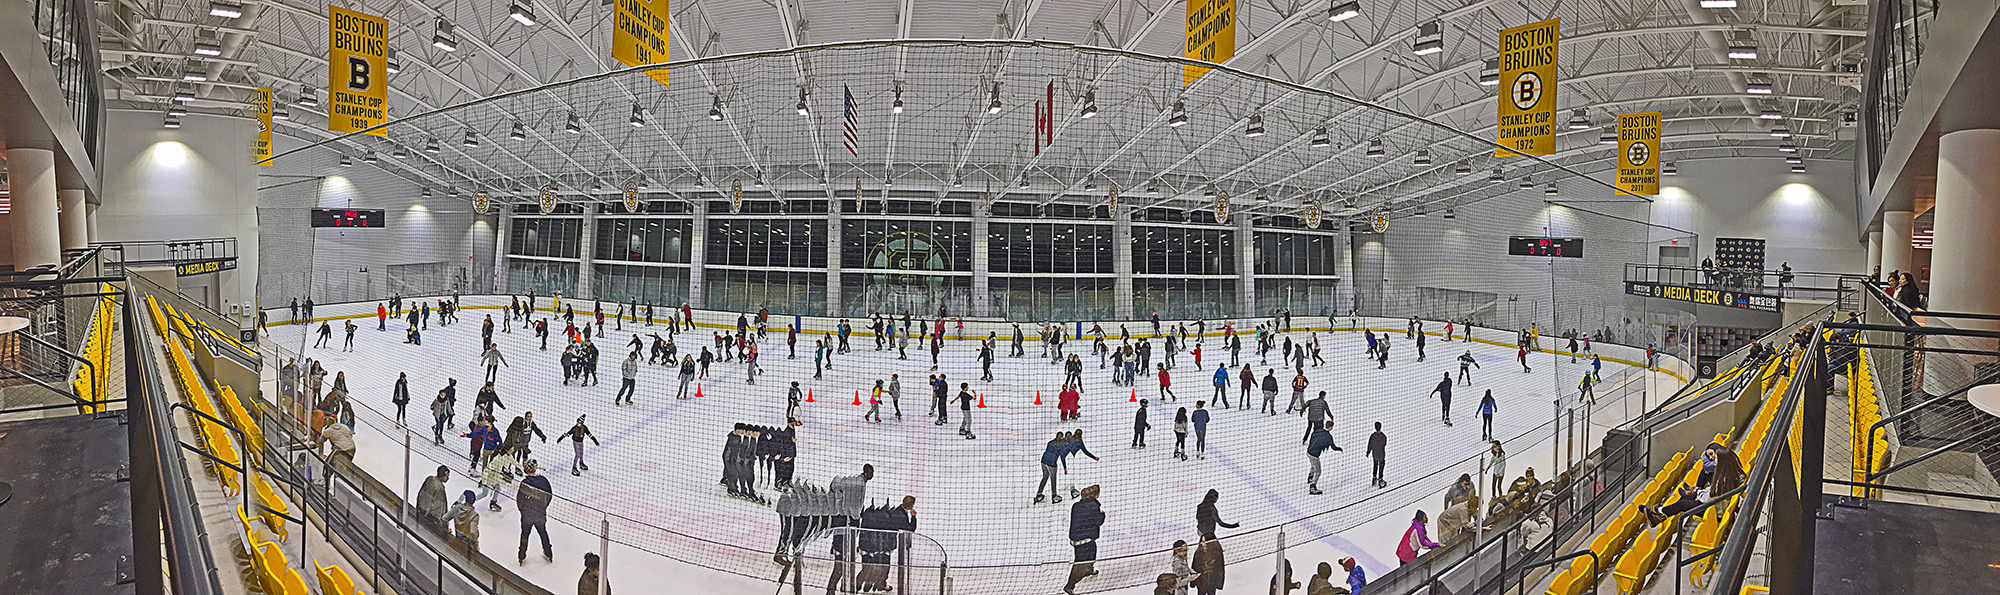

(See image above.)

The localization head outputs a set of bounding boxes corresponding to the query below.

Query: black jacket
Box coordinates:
[1069,498,1104,542]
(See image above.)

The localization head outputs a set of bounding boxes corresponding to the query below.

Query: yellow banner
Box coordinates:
[1617,111,1662,196]
[327,6,388,136]
[1184,0,1236,86]
[614,0,670,86]
[1496,17,1559,157]
[253,87,273,166]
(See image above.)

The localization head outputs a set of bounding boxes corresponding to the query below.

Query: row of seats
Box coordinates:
[1847,346,1889,498]
[1545,354,1792,595]
[1680,352,1802,588]
[72,284,117,413]
[148,294,360,594]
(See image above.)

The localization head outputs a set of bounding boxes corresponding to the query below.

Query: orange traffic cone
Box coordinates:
[976,392,986,408]
[1034,391,1042,405]
[1130,389,1138,402]
[851,390,862,405]
[694,384,704,398]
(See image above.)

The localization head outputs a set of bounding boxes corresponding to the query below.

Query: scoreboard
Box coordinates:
[310,208,386,228]
[1508,236,1583,258]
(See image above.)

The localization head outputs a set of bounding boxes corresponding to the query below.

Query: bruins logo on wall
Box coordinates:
[539,186,558,214]
[622,181,640,213]
[1107,187,1119,214]
[1213,191,1230,224]
[1304,201,1322,229]
[472,190,490,214]
[1370,206,1390,233]
[730,179,743,214]
[866,231,952,291]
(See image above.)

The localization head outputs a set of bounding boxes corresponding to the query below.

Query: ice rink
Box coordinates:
[261,298,1683,594]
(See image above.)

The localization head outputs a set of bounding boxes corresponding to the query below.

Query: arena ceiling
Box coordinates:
[96,0,1868,216]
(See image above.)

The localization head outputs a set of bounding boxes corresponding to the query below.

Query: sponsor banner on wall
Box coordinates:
[253,87,273,165]
[1496,17,1559,157]
[327,6,388,136]
[1184,0,1236,86]
[614,0,671,86]
[1617,111,1661,196]
[1624,281,1780,313]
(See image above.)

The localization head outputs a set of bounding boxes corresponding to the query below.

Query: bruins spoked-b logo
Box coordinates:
[1107,187,1119,214]
[1625,141,1650,167]
[1214,191,1230,224]
[622,181,640,213]
[1511,71,1544,111]
[865,231,953,300]
[1304,201,1323,229]
[539,186,557,214]
[1370,206,1391,233]
[730,179,743,214]
[472,190,490,214]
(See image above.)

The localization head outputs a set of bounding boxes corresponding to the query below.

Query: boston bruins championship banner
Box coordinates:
[1496,18,1559,157]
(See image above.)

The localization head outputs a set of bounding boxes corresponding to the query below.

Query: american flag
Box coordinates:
[842,86,859,156]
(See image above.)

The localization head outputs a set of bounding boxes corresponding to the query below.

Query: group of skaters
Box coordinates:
[1062,484,1375,595]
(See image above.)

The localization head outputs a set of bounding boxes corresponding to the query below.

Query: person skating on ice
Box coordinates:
[1478,390,1498,441]
[865,380,886,423]
[1157,364,1176,402]
[614,352,639,405]
[1172,407,1191,460]
[1367,422,1388,488]
[1036,432,1069,503]
[931,374,950,426]
[951,383,976,439]
[482,343,509,383]
[887,374,903,419]
[391,372,410,426]
[1567,333,1580,363]
[342,320,357,351]
[1458,350,1480,385]
[1376,336,1390,369]
[1238,365,1255,409]
[1287,371,1308,414]
[1260,369,1280,415]
[1063,485,1105,595]
[1305,421,1341,495]
[1131,398,1151,448]
[1194,489,1238,541]
[1191,402,1211,458]
[675,355,696,399]
[1364,331,1377,360]
[698,346,714,378]
[1301,391,1330,444]
[1578,372,1596,405]
[315,320,333,348]
[785,381,805,426]
[1415,329,1427,362]
[429,389,453,444]
[1517,345,1532,373]
[1430,373,1454,425]
[556,416,599,475]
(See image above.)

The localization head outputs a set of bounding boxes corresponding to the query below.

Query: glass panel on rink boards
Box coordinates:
[260,298,1663,591]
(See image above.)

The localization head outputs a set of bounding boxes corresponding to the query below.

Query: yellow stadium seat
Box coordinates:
[316,562,363,595]
[256,478,290,541]
[257,542,308,595]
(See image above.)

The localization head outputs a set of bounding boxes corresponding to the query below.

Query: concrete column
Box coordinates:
[1112,203,1134,320]
[1234,211,1256,318]
[972,204,991,317]
[493,211,512,291]
[688,206,707,308]
[1930,129,2000,323]
[824,202,842,317]
[1880,210,1916,280]
[58,189,87,250]
[6,148,61,272]
[576,206,598,299]
[1865,230,1882,279]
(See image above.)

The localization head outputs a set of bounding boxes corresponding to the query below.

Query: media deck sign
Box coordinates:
[1625,281,1779,313]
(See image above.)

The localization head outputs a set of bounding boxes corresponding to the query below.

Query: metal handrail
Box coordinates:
[126,297,226,595]
[1706,331,1816,595]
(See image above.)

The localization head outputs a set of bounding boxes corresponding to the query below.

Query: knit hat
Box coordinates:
[1340,557,1356,571]
[461,490,477,503]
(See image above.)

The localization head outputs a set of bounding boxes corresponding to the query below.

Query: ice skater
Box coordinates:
[1194,489,1238,541]
[1376,336,1390,369]
[951,383,976,439]
[1478,390,1498,441]
[556,416,599,475]
[481,343,509,383]
[1287,372,1308,414]
[1578,373,1596,405]
[1172,408,1190,460]
[865,380,885,423]
[1260,369,1280,415]
[1458,350,1480,385]
[1306,421,1341,495]
[675,355,696,399]
[1192,401,1211,458]
[1430,373,1454,425]
[342,320,357,351]
[1301,391,1330,444]
[315,320,333,348]
[1367,422,1388,488]
[1517,345,1532,373]
[1157,364,1175,402]
[614,352,638,404]
[887,374,903,419]
[1131,399,1151,448]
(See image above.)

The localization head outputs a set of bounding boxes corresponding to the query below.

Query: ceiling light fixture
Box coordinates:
[1790,164,1806,173]
[1662,162,1678,175]
[167,103,188,117]
[1598,127,1617,144]
[174,88,196,102]
[194,41,222,56]
[1454,163,1472,176]
[987,83,1002,115]
[1489,169,1505,183]
[1310,127,1330,147]
[1480,58,1500,85]
[1366,138,1384,157]
[1443,208,1457,220]
[1785,154,1804,165]
[1080,89,1097,119]
[1519,176,1535,190]
[272,105,289,120]
[1329,0,1361,22]
[338,154,352,167]
[298,86,317,106]
[510,122,528,140]
[892,88,904,114]
[163,114,181,128]
[1770,125,1792,138]
[463,131,479,147]
[182,65,207,81]
[1568,109,1590,130]
[362,151,377,163]
[1168,100,1188,127]
[629,103,646,127]
[1746,77,1773,94]
[385,48,401,73]
[1245,113,1265,137]
[1147,186,1160,196]
[1413,21,1444,55]
[432,19,459,52]
[796,88,810,116]
[1727,38,1758,60]
[1414,205,1428,217]
[392,147,407,159]
[208,1,243,19]
[1700,0,1738,8]
[709,96,724,120]
[1545,182,1559,196]
[425,139,440,153]
[421,188,432,198]
[1759,107,1783,120]
[1778,142,1798,153]
[509,0,538,26]
[1414,149,1432,165]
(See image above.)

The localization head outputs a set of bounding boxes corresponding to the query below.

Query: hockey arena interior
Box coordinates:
[1,1,1996,595]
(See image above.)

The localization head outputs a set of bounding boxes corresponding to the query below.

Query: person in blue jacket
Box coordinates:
[1306,421,1342,494]
[1478,390,1498,441]
[1060,430,1102,499]
[1037,432,1068,504]
[1192,402,1212,458]
[1211,364,1231,408]
[1341,557,1368,593]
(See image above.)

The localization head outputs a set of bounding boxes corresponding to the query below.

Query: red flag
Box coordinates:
[1033,82,1055,155]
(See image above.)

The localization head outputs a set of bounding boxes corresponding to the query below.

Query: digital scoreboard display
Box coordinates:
[310,208,386,228]
[1508,236,1584,258]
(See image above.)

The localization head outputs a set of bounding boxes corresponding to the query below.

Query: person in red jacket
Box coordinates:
[1395,510,1442,566]
[1157,364,1175,402]
[1058,387,1082,421]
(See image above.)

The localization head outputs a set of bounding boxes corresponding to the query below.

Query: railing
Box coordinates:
[125,290,226,595]
[94,237,239,274]
[1623,263,1869,306]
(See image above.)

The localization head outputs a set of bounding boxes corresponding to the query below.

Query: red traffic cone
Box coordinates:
[851,390,862,405]
[694,384,704,398]
[976,392,986,408]
[805,388,814,402]
[1034,391,1043,405]
[1130,388,1138,402]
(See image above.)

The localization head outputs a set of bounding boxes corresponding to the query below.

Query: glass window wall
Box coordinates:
[595,218,691,263]
[510,217,583,258]
[706,269,827,316]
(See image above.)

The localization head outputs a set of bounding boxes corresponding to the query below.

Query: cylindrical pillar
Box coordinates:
[823,201,841,317]
[493,211,512,291]
[6,148,61,272]
[58,189,88,250]
[1880,210,1916,280]
[688,206,707,309]
[1865,230,1882,280]
[1234,212,1256,319]
[576,206,598,300]
[1929,129,2000,324]
[1112,203,1134,320]
[971,204,991,318]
